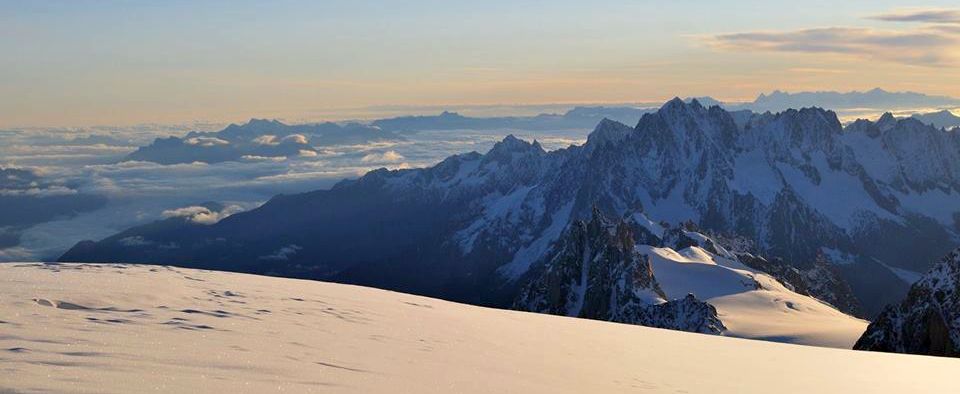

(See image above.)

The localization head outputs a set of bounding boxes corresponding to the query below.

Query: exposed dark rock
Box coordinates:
[855,248,960,357]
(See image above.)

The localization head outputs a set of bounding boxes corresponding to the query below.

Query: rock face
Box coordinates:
[639,294,726,334]
[62,99,960,318]
[513,211,726,334]
[514,209,667,319]
[513,209,725,334]
[854,248,960,357]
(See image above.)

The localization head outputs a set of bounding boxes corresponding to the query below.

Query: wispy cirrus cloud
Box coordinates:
[703,8,960,67]
[870,8,960,24]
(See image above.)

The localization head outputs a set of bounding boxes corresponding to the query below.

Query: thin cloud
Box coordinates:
[259,244,302,261]
[241,155,287,162]
[786,67,852,75]
[161,204,245,225]
[931,24,960,34]
[705,26,959,66]
[252,135,279,146]
[282,134,309,144]
[361,150,405,163]
[185,137,230,147]
[871,8,960,24]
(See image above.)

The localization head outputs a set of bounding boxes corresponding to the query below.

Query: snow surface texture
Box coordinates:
[2,263,958,394]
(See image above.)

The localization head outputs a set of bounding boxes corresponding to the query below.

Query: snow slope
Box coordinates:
[641,245,867,348]
[2,263,957,393]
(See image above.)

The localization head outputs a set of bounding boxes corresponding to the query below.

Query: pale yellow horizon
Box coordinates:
[3,1,960,129]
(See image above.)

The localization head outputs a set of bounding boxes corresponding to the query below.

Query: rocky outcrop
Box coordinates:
[640,294,726,334]
[854,248,960,357]
[514,209,725,334]
[514,209,668,320]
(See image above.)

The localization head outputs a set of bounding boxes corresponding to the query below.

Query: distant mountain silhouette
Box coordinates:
[127,119,403,164]
[911,110,960,129]
[370,106,649,133]
[729,88,959,113]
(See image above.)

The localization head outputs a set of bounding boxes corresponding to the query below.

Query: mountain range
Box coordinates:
[121,89,960,166]
[371,106,648,133]
[61,98,960,345]
[728,88,960,113]
[126,119,403,164]
[370,89,960,134]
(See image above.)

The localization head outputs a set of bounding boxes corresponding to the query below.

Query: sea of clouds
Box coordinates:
[0,122,588,261]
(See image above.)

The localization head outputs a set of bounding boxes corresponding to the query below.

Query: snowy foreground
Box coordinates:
[3,263,958,393]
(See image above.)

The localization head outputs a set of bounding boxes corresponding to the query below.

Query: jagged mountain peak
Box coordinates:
[632,97,741,156]
[584,118,634,151]
[248,118,284,125]
[772,106,841,129]
[216,118,294,140]
[916,248,960,298]
[844,118,882,138]
[877,112,898,131]
[640,97,733,130]
[485,134,545,159]
[687,96,724,108]
[663,96,688,108]
[659,96,707,116]
[741,105,845,155]
[845,111,948,138]
[686,97,706,110]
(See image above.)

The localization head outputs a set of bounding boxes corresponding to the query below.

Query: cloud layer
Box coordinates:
[705,8,960,66]
[0,121,587,262]
[871,8,960,24]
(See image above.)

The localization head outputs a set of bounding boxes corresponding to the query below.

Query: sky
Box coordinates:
[2,0,960,127]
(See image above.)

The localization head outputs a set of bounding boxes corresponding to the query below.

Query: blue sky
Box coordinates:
[2,1,959,126]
